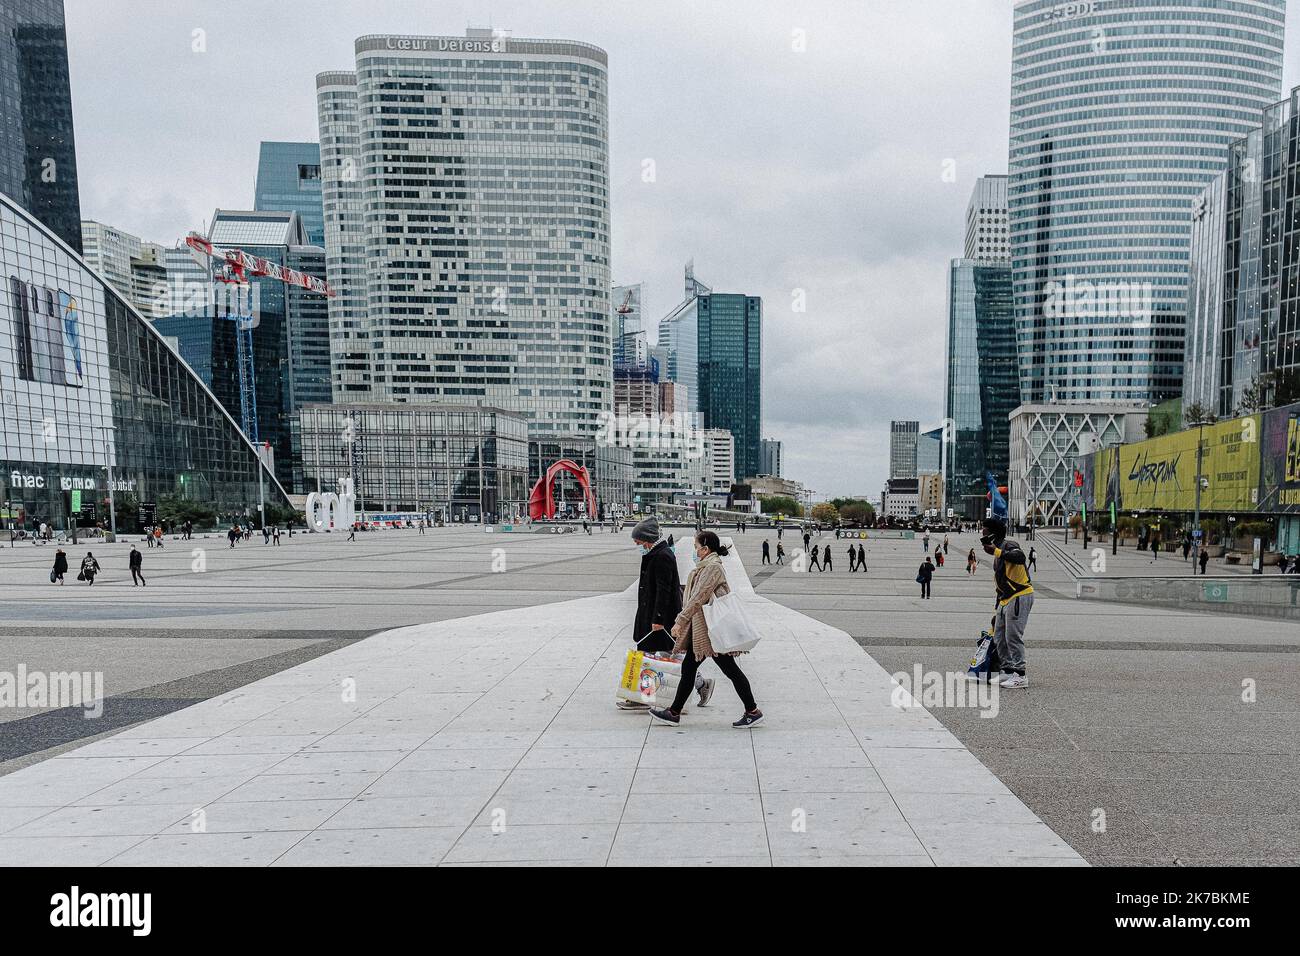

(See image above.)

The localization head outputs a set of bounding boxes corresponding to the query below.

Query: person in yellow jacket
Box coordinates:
[980,517,1033,689]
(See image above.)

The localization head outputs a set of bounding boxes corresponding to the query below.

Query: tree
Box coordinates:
[1183,401,1217,427]
[1235,378,1265,415]
[839,501,876,524]
[759,495,801,517]
[810,502,839,524]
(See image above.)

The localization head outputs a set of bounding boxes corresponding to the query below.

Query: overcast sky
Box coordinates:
[64,1,1300,501]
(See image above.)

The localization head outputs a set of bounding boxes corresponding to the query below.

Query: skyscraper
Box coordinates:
[759,438,783,478]
[1186,85,1300,417]
[316,29,611,441]
[946,258,1018,518]
[0,0,81,252]
[889,421,919,479]
[1009,0,1286,405]
[964,175,1009,262]
[694,293,762,480]
[254,142,325,246]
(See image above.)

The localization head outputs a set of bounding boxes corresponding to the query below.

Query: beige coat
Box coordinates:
[671,553,734,661]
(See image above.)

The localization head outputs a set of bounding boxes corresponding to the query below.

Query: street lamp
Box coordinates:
[1190,417,1212,576]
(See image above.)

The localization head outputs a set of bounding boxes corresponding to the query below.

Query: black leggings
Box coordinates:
[670,642,756,713]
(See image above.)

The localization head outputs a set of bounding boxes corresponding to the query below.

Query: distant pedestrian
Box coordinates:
[847,545,857,572]
[917,556,934,599]
[129,545,145,587]
[347,524,356,542]
[273,526,281,545]
[943,535,950,555]
[79,551,100,586]
[154,526,164,549]
[857,543,866,571]
[1199,548,1210,575]
[809,543,821,571]
[1150,541,1159,564]
[967,548,978,575]
[1182,538,1191,561]
[51,548,68,585]
[145,530,154,549]
[762,539,771,565]
[923,532,931,553]
[934,548,944,569]
[822,547,833,572]
[803,530,811,552]
[776,542,785,565]
[1028,547,1037,572]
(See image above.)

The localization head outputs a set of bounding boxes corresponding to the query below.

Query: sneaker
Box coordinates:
[732,709,764,728]
[648,707,680,726]
[697,678,716,707]
[615,700,650,711]
[999,673,1029,689]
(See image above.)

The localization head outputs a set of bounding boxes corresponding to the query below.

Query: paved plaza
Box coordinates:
[1,525,1296,865]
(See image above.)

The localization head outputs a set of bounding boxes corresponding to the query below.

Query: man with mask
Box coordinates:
[621,516,713,711]
[980,516,1032,689]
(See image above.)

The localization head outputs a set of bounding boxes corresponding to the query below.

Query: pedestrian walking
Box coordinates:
[762,539,771,565]
[1199,548,1210,575]
[623,516,711,712]
[980,517,1033,689]
[967,548,978,575]
[154,526,164,549]
[1182,538,1191,561]
[943,535,950,555]
[1150,540,1159,564]
[51,548,68,585]
[847,545,857,572]
[347,524,356,542]
[809,543,821,571]
[129,545,146,587]
[776,542,785,565]
[917,556,934,599]
[857,543,866,571]
[649,530,763,728]
[1028,547,1037,572]
[923,532,931,553]
[822,546,833,572]
[145,530,154,549]
[78,551,100,586]
[803,530,811,553]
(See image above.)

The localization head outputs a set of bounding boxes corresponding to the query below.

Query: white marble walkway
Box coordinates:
[0,545,1084,866]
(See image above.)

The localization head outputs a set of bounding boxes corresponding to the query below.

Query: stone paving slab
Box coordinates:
[0,545,1084,867]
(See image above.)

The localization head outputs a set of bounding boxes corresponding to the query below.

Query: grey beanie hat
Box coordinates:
[631,515,660,544]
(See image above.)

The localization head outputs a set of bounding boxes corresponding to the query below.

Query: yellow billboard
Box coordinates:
[1090,416,1260,514]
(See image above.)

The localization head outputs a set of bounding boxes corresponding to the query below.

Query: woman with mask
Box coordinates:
[649,531,764,728]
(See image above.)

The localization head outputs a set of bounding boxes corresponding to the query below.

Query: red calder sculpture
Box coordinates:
[528,459,598,520]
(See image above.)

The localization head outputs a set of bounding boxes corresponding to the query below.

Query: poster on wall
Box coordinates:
[1258,404,1300,514]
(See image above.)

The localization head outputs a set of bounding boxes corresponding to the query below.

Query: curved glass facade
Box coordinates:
[1,192,290,532]
[317,31,612,439]
[1009,0,1286,404]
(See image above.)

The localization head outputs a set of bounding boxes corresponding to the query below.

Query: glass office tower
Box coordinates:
[1,191,289,531]
[1009,0,1286,405]
[946,259,1018,518]
[1185,85,1300,417]
[315,30,612,439]
[254,142,325,246]
[696,294,762,480]
[0,0,81,253]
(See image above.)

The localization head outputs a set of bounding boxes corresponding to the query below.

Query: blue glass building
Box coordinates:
[696,294,762,480]
[253,142,325,246]
[946,259,1018,518]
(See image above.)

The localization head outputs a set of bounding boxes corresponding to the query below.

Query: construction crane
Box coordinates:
[616,289,634,316]
[184,232,334,443]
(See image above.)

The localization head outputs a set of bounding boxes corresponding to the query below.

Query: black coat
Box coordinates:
[129,550,142,569]
[634,540,681,653]
[53,553,68,575]
[917,562,934,582]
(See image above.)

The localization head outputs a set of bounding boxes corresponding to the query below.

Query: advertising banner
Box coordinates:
[1258,404,1300,514]
[1088,416,1260,514]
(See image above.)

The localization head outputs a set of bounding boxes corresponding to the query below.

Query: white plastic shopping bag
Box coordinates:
[703,592,761,653]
